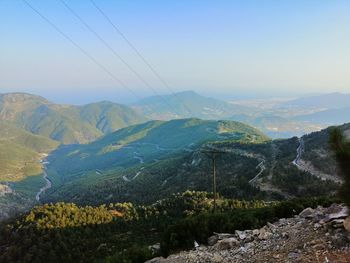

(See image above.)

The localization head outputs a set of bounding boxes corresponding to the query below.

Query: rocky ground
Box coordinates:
[147,204,350,263]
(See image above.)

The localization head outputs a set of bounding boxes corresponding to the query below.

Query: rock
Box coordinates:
[252,229,259,236]
[235,230,246,240]
[323,204,349,222]
[288,252,299,259]
[331,219,345,228]
[208,235,219,246]
[213,237,240,250]
[267,222,276,229]
[244,234,254,243]
[313,223,322,229]
[145,257,167,263]
[343,216,350,232]
[281,232,289,239]
[299,207,315,218]
[258,226,272,240]
[213,232,235,240]
[149,243,161,255]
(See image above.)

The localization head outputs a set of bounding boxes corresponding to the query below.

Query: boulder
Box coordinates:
[299,207,315,219]
[324,204,349,222]
[213,237,240,250]
[258,226,272,240]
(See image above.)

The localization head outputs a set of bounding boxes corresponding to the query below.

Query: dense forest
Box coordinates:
[0,191,337,263]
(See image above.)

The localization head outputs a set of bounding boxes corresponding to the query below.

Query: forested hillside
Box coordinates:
[0,93,147,144]
[0,191,335,263]
[41,121,343,207]
[0,120,58,181]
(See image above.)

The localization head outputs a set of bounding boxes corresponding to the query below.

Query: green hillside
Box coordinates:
[43,119,268,202]
[47,118,268,176]
[0,93,147,144]
[42,122,343,206]
[0,121,58,182]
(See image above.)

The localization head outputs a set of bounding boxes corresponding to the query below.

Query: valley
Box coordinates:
[0,91,349,262]
[3,2,350,261]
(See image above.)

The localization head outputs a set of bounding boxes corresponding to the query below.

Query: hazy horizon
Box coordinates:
[1,87,348,106]
[1,0,350,105]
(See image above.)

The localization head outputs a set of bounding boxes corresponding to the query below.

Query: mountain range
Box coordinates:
[0,93,147,144]
[0,90,350,220]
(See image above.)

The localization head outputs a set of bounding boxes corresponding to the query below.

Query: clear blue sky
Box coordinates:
[1,0,350,104]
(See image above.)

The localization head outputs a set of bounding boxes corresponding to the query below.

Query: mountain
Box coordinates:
[42,118,268,203]
[0,121,59,219]
[294,107,350,125]
[0,120,58,182]
[133,91,253,120]
[0,93,147,144]
[41,121,346,206]
[282,92,350,109]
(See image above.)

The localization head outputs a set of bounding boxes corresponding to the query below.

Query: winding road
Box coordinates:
[35,168,52,201]
[292,138,303,167]
[249,160,266,184]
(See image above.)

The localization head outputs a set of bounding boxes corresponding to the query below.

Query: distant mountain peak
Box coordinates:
[0,92,49,103]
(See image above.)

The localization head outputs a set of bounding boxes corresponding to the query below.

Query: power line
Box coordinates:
[59,0,181,117]
[200,148,227,212]
[89,0,193,116]
[22,0,142,101]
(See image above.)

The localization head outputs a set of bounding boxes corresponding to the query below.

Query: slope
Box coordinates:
[0,120,59,182]
[0,92,147,144]
[43,119,268,203]
[43,122,345,206]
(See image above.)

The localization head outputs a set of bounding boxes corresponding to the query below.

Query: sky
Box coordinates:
[1,0,350,104]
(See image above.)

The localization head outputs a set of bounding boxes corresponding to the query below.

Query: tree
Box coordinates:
[329,128,350,205]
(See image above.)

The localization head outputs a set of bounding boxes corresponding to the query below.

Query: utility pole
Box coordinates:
[201,148,226,212]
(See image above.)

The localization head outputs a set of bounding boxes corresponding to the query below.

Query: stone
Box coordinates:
[145,257,167,263]
[281,232,289,239]
[299,207,315,218]
[208,235,219,246]
[343,216,350,232]
[235,230,246,240]
[313,223,322,229]
[258,226,272,240]
[288,252,299,259]
[252,229,260,236]
[331,219,345,228]
[213,237,240,250]
[213,232,235,240]
[323,204,349,222]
